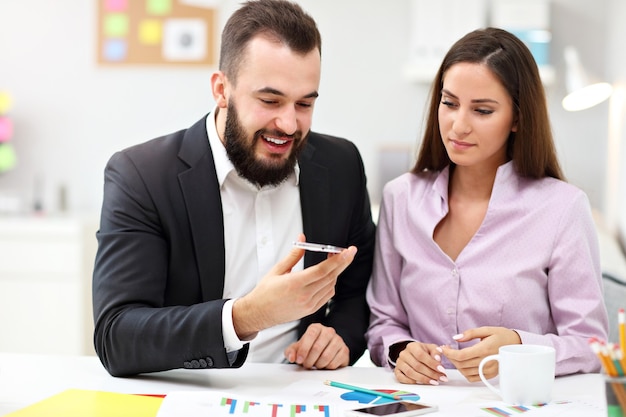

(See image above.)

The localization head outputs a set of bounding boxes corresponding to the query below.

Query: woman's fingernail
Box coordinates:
[434,354,441,361]
[429,379,440,386]
[436,346,443,353]
[437,365,446,373]
[452,334,463,340]
[439,375,449,382]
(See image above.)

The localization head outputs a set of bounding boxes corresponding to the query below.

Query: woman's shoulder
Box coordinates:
[527,175,587,199]
[517,175,591,213]
[382,170,439,196]
[378,170,443,216]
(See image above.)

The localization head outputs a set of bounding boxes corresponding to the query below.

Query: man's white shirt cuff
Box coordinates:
[222,298,247,353]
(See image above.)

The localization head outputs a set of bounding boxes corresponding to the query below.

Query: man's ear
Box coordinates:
[211,71,228,109]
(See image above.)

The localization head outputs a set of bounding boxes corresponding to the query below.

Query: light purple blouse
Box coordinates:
[366,162,608,375]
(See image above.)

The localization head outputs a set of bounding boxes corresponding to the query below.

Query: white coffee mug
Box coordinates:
[478,344,555,405]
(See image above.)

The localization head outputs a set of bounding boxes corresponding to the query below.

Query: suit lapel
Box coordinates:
[177,116,226,300]
[175,123,333,293]
[298,138,332,268]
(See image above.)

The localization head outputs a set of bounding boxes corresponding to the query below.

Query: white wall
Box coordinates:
[0,0,621,227]
[607,0,626,243]
[0,0,423,215]
[548,0,610,214]
[0,1,216,214]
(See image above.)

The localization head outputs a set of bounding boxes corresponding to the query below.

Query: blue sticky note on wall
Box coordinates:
[103,39,127,61]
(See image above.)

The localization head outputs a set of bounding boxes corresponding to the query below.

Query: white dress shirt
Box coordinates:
[206,109,303,363]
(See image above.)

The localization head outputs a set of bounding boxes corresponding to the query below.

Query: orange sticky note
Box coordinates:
[4,389,163,417]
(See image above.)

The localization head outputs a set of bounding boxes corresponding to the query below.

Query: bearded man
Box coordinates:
[92,0,375,377]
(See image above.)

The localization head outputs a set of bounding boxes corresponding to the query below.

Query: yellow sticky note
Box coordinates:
[104,13,129,37]
[4,389,163,417]
[147,0,172,16]
[139,19,162,44]
[0,143,17,173]
[0,92,12,114]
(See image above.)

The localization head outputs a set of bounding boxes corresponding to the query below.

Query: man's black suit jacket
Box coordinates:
[92,116,376,376]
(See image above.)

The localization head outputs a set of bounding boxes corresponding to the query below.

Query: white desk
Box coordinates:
[0,353,607,416]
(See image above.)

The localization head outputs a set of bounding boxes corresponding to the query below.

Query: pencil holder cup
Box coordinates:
[605,376,626,417]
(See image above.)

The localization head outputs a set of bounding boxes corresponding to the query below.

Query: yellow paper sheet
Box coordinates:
[5,389,163,417]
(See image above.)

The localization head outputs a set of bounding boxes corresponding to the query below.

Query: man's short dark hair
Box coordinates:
[219,0,322,83]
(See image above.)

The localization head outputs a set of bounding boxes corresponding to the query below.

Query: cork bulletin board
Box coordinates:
[97,0,217,66]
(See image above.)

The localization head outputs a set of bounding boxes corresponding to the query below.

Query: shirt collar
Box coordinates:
[433,160,517,203]
[205,106,300,189]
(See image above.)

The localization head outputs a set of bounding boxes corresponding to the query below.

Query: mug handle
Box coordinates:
[478,354,501,397]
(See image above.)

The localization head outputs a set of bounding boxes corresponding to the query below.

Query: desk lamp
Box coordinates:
[562,46,613,111]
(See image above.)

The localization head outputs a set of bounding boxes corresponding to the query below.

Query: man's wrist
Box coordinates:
[232,297,263,340]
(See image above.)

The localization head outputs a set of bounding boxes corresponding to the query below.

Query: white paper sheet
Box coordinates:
[155,378,605,417]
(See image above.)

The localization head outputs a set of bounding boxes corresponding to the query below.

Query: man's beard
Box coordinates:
[223,101,307,188]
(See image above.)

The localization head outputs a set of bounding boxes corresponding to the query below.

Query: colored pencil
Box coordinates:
[590,338,618,377]
[610,343,625,376]
[590,310,626,414]
[601,340,620,377]
[617,308,626,356]
[610,381,626,414]
[324,380,404,401]
[617,344,626,375]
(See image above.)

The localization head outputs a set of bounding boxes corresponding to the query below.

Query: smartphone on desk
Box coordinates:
[344,401,438,417]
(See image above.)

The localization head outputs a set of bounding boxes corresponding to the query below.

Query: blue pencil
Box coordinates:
[324,380,405,401]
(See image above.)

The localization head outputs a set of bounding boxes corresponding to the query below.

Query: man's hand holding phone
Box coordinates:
[232,234,356,342]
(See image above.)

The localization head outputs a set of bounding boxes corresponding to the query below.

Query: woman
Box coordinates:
[365,27,608,385]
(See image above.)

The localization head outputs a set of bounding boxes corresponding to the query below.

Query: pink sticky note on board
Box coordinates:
[105,0,128,12]
[0,117,13,142]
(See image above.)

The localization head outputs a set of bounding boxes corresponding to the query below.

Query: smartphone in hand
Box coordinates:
[293,241,346,253]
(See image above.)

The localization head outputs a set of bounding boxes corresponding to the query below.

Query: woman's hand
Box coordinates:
[440,326,521,382]
[393,342,449,385]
